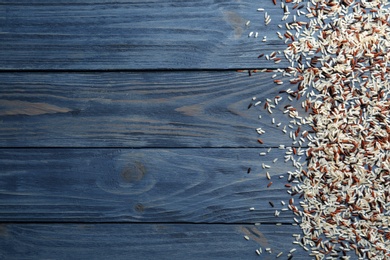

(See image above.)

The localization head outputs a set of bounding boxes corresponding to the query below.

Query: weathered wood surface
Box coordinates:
[0,148,304,223]
[0,0,317,258]
[0,1,297,70]
[0,72,307,148]
[0,223,307,260]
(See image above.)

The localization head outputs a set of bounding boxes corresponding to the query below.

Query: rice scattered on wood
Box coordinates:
[249,0,390,258]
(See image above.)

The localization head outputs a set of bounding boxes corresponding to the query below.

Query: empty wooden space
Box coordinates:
[0,0,297,69]
[0,1,309,259]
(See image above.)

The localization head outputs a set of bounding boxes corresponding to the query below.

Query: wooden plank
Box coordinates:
[0,148,305,223]
[0,1,298,70]
[0,223,308,259]
[0,72,307,147]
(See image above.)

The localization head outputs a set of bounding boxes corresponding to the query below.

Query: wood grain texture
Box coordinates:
[0,148,305,223]
[0,0,297,70]
[0,223,308,260]
[0,1,315,257]
[0,71,308,148]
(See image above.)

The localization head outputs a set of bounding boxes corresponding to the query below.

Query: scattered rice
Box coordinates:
[249,0,390,258]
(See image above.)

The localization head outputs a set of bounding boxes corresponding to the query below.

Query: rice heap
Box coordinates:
[253,0,390,259]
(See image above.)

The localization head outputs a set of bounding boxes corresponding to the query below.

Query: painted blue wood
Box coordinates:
[0,72,307,147]
[0,148,304,223]
[0,1,315,258]
[0,1,294,70]
[0,223,308,259]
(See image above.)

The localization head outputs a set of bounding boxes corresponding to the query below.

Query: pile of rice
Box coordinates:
[252,0,390,258]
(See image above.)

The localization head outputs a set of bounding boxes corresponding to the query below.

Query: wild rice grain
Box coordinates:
[252,0,390,258]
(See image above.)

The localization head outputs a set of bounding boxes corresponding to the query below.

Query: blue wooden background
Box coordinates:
[0,1,310,259]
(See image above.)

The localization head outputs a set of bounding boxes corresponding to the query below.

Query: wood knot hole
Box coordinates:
[135,203,145,213]
[121,161,146,183]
